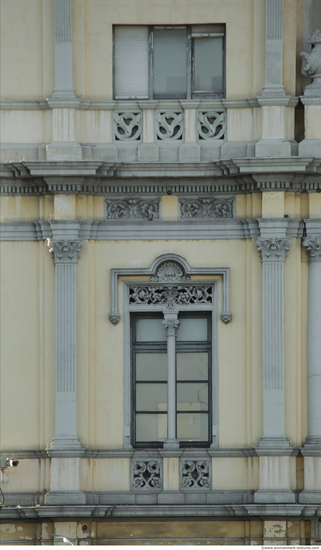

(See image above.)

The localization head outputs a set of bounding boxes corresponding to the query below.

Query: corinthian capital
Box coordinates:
[47,239,83,264]
[303,237,321,263]
[162,319,180,337]
[255,238,291,262]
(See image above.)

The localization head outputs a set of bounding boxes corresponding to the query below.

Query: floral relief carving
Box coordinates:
[255,238,291,262]
[179,197,234,219]
[300,30,321,96]
[48,240,83,264]
[114,112,142,141]
[132,460,162,490]
[198,110,226,140]
[129,285,213,308]
[155,111,184,141]
[105,198,160,220]
[181,460,211,489]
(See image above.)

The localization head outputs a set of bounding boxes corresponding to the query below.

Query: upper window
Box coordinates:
[132,312,212,448]
[114,25,225,100]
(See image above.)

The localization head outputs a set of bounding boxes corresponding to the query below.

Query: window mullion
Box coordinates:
[163,313,180,449]
[186,26,192,100]
[149,26,154,100]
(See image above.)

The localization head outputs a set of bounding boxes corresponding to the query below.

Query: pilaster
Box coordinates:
[254,219,295,503]
[45,220,85,505]
[299,221,321,503]
[47,0,81,160]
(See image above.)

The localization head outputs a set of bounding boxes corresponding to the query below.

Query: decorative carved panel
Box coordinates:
[155,111,184,141]
[151,261,190,282]
[198,111,226,140]
[131,459,162,490]
[114,112,142,141]
[129,285,213,308]
[48,240,83,264]
[255,238,291,262]
[179,197,234,219]
[303,236,321,263]
[180,459,211,489]
[105,198,160,220]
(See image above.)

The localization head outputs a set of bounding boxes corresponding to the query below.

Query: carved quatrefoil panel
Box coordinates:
[180,459,211,490]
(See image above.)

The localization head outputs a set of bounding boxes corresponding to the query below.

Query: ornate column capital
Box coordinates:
[303,236,321,263]
[162,319,180,337]
[255,238,291,262]
[47,239,83,264]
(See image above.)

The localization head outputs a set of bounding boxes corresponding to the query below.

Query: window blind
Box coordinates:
[114,26,149,99]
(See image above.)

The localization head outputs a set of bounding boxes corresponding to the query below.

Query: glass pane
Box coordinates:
[136,413,167,442]
[177,353,208,381]
[177,413,208,441]
[136,318,166,342]
[136,383,167,412]
[177,318,208,341]
[194,37,223,93]
[136,353,167,381]
[154,29,187,96]
[177,383,208,411]
[114,26,149,98]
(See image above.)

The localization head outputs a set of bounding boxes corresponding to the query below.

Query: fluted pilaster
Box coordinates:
[255,237,291,449]
[262,0,285,96]
[47,230,83,453]
[52,0,76,99]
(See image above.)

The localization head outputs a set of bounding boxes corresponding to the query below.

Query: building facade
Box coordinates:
[1,0,321,544]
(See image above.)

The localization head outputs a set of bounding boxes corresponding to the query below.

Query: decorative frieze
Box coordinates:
[114,112,142,141]
[198,111,226,140]
[48,240,83,264]
[179,197,234,219]
[255,238,291,262]
[129,285,213,308]
[131,460,163,490]
[180,459,211,489]
[105,198,160,220]
[155,111,184,141]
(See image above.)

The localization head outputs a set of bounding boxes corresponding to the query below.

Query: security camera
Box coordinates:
[0,458,19,469]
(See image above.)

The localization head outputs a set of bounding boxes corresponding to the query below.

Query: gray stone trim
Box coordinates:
[0,218,306,242]
[52,0,77,100]
[131,459,163,491]
[0,502,320,519]
[110,254,231,326]
[180,458,212,490]
[262,0,286,97]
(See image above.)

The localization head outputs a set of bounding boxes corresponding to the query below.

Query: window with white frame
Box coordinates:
[114,25,225,100]
[132,312,212,448]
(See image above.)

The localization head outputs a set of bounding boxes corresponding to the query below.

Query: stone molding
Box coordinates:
[109,253,232,325]
[255,238,291,262]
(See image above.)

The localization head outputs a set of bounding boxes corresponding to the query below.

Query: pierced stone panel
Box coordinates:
[131,459,162,490]
[180,459,211,490]
[179,197,234,219]
[156,111,184,141]
[129,285,213,308]
[105,198,160,220]
[198,111,226,140]
[114,112,142,141]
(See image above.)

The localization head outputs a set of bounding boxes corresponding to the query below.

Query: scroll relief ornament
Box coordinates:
[105,198,160,220]
[156,111,184,141]
[301,30,321,96]
[179,197,234,219]
[48,240,83,264]
[132,460,162,490]
[198,111,226,140]
[129,285,213,309]
[255,238,291,262]
[181,460,211,489]
[303,237,321,262]
[114,112,142,141]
